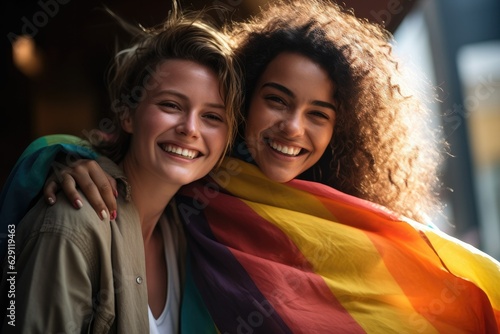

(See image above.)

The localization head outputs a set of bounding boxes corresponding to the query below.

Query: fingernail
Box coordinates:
[100,210,108,220]
[74,199,83,209]
[110,210,117,220]
[47,197,55,205]
[113,189,118,198]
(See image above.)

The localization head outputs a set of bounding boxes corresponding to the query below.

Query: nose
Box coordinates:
[176,111,200,138]
[278,111,305,137]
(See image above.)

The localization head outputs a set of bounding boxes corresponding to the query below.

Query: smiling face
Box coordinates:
[245,52,336,183]
[122,59,228,187]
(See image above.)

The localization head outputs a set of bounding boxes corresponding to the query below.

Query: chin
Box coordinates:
[263,170,294,184]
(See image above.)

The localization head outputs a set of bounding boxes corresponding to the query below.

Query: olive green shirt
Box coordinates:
[0,158,186,333]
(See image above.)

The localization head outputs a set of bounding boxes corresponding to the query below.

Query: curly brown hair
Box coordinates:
[227,0,444,223]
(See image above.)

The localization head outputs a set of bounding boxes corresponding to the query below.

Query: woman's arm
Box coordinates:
[2,235,95,332]
[1,201,100,332]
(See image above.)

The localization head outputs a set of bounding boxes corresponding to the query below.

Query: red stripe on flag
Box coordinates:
[204,193,366,333]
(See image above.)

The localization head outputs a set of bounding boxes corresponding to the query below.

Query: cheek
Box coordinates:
[137,119,162,141]
[134,111,163,132]
[246,106,272,139]
[314,128,334,154]
[208,127,229,157]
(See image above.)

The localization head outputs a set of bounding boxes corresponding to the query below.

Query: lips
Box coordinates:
[159,143,199,159]
[267,139,302,156]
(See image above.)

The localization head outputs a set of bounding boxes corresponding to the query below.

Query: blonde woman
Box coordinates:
[0,7,241,333]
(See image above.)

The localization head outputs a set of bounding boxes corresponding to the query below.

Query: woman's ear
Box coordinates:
[121,110,133,134]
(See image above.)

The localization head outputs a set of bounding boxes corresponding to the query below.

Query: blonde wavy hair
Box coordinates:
[227,0,445,223]
[94,6,243,167]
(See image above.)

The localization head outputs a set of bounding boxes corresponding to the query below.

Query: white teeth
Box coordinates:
[162,144,198,159]
[269,140,301,156]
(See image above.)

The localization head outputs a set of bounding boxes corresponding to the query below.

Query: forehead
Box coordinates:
[258,52,336,99]
[151,59,217,84]
[144,59,223,101]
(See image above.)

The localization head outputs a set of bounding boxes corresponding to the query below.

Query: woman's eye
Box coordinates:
[265,95,287,109]
[159,102,181,110]
[309,111,330,120]
[203,113,224,122]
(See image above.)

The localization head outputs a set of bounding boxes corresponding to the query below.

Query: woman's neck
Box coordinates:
[121,157,179,243]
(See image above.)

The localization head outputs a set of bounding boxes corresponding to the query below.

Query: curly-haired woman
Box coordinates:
[2,1,499,333]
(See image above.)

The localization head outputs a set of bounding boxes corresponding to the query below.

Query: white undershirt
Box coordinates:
[148,215,180,334]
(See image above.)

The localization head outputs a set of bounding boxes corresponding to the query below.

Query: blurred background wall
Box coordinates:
[1,0,499,259]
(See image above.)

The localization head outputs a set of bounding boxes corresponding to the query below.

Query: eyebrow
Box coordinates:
[155,90,225,109]
[261,82,336,111]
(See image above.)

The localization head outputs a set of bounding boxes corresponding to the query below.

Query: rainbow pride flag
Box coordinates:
[2,137,499,333]
[0,135,96,259]
[177,158,500,333]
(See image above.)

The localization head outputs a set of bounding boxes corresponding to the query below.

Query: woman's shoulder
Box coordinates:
[16,192,111,247]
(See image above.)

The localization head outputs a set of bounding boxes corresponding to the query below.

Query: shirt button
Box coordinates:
[136,276,143,284]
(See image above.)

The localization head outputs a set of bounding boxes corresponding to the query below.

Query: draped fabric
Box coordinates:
[177,158,500,334]
[2,137,499,333]
[0,135,96,259]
